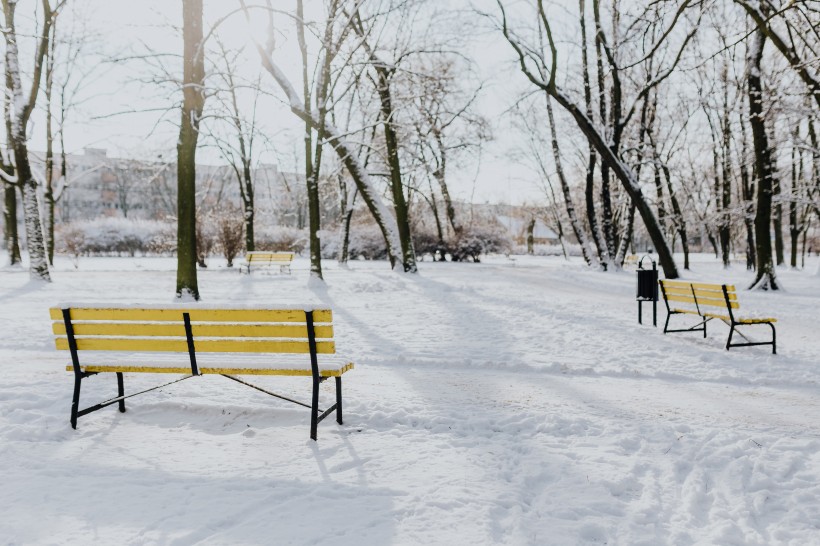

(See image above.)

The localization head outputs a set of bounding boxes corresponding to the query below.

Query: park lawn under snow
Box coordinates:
[1,253,819,545]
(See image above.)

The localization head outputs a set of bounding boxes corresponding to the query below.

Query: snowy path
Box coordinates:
[1,255,819,544]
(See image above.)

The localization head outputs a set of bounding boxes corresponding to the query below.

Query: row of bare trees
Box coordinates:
[2,0,818,296]
[496,0,820,289]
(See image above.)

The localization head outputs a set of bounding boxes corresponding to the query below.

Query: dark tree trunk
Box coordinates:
[739,109,756,270]
[3,0,54,281]
[747,30,779,290]
[176,0,205,300]
[374,66,417,272]
[772,169,785,265]
[3,182,20,264]
[579,0,606,264]
[545,92,598,267]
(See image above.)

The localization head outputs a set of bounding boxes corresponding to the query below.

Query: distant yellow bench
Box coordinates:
[240,251,294,275]
[50,305,353,440]
[623,254,639,268]
[658,280,776,353]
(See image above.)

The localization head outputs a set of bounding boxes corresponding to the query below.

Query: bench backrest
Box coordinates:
[659,280,738,313]
[246,252,294,264]
[50,307,334,355]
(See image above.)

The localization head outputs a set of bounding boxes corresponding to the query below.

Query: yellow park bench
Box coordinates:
[623,254,639,268]
[658,280,777,354]
[50,305,354,440]
[240,251,294,275]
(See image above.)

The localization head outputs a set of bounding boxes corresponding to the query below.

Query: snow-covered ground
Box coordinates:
[1,253,819,545]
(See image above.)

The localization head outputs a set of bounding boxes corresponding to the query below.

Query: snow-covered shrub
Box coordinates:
[256,226,308,254]
[451,223,513,262]
[214,207,245,267]
[511,243,581,257]
[412,223,446,261]
[345,222,389,260]
[57,218,176,257]
[196,212,219,267]
[58,225,86,268]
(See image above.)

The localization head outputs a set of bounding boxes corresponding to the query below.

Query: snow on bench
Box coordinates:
[50,305,353,440]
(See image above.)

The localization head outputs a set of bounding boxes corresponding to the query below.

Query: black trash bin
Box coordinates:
[636,256,658,326]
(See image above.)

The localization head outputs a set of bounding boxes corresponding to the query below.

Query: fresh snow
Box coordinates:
[1,253,819,545]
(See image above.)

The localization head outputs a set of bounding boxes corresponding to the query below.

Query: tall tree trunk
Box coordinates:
[719,60,732,268]
[297,0,324,280]
[772,159,785,265]
[545,93,598,267]
[3,0,54,281]
[593,0,616,263]
[739,107,756,270]
[176,0,205,300]
[44,24,56,265]
[789,126,799,268]
[747,29,779,290]
[579,0,606,264]
[432,131,460,236]
[3,182,20,264]
[374,66,417,272]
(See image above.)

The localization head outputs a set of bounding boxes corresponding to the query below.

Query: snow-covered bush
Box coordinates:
[256,226,308,254]
[214,207,245,267]
[56,218,176,257]
[451,223,513,262]
[345,222,389,260]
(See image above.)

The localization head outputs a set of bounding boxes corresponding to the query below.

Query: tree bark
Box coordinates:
[545,92,598,267]
[747,29,779,290]
[3,0,54,281]
[3,182,20,264]
[579,0,606,264]
[176,0,205,300]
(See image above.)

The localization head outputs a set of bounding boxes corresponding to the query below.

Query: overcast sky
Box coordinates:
[17,0,547,205]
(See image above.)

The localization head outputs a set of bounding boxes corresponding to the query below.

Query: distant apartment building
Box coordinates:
[32,148,335,229]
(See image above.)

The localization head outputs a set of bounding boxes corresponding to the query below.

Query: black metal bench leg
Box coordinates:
[310,377,320,441]
[770,323,777,355]
[726,323,735,350]
[70,374,82,429]
[117,372,126,413]
[335,376,343,425]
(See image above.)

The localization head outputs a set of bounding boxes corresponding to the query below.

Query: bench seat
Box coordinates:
[66,354,354,376]
[701,312,776,325]
[51,305,353,439]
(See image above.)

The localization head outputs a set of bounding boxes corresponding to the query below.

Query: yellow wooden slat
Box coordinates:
[50,307,332,323]
[692,296,738,309]
[669,308,702,315]
[659,280,696,289]
[52,322,334,339]
[193,324,332,338]
[199,362,354,376]
[53,322,186,337]
[692,282,734,291]
[664,294,697,304]
[66,362,355,377]
[737,317,776,324]
[55,337,335,354]
[663,287,696,297]
[65,365,194,374]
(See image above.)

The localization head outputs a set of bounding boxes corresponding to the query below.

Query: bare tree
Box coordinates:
[747,29,779,290]
[176,0,206,299]
[240,0,404,270]
[2,0,62,281]
[497,0,685,278]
